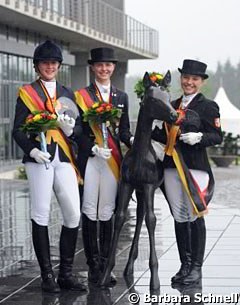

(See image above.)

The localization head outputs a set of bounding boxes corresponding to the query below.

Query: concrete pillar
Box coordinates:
[71,52,89,91]
[111,61,128,91]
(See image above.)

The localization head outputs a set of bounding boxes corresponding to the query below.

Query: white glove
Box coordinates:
[179,132,203,145]
[130,136,134,145]
[92,145,112,160]
[57,114,75,137]
[30,148,51,164]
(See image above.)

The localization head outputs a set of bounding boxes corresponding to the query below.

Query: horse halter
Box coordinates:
[141,85,171,106]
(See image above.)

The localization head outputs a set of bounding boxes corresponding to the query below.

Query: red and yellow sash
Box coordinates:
[75,88,121,181]
[164,122,208,217]
[19,84,83,185]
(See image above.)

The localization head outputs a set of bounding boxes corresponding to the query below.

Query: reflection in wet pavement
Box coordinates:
[0,166,240,304]
[0,179,63,302]
[0,179,62,275]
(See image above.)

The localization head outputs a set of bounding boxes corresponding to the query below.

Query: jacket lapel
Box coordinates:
[31,80,47,103]
[172,98,182,109]
[111,85,118,107]
[31,80,62,101]
[187,93,204,110]
[172,93,205,110]
[56,81,64,99]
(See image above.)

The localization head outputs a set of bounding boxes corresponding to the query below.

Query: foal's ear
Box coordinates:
[161,70,171,88]
[143,72,153,88]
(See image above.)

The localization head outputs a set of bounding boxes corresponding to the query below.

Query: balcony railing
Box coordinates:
[17,0,159,57]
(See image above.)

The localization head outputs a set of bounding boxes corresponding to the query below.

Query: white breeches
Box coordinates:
[164,168,209,223]
[25,147,80,227]
[82,156,118,221]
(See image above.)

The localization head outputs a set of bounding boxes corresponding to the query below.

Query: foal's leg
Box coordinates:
[144,184,160,292]
[124,189,145,277]
[100,181,134,287]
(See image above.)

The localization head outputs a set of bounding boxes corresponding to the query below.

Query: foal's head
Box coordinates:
[142,71,178,123]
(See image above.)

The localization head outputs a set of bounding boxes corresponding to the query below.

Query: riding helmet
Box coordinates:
[33,40,63,64]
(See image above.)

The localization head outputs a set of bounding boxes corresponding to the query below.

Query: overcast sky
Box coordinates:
[125,0,239,76]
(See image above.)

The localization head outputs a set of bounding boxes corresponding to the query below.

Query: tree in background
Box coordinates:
[207,60,240,108]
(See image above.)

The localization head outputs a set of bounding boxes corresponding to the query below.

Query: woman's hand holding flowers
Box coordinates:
[30,148,51,163]
[92,144,112,160]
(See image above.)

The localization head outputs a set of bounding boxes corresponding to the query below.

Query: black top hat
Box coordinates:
[88,47,118,64]
[178,59,208,79]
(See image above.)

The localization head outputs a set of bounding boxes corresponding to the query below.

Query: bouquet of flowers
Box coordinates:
[134,72,164,98]
[21,111,58,133]
[21,111,58,168]
[83,101,122,148]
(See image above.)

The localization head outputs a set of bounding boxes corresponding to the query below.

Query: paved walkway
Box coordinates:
[0,166,239,305]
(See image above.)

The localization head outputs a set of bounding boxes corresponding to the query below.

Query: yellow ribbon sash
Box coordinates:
[75,88,121,181]
[164,122,208,217]
[19,84,83,185]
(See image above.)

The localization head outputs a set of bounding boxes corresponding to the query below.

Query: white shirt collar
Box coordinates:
[40,79,56,98]
[41,79,56,88]
[182,93,198,108]
[95,80,111,94]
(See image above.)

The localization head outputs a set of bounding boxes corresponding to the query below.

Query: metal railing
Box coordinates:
[20,0,159,56]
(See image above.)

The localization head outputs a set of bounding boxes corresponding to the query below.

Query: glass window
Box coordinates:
[0,51,72,163]
[53,0,58,12]
[0,125,5,161]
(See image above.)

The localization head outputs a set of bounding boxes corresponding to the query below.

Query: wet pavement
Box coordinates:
[0,166,240,304]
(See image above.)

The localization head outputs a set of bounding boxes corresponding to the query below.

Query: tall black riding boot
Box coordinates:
[82,213,100,284]
[182,217,206,286]
[171,221,192,284]
[31,220,60,293]
[99,217,117,286]
[57,225,87,291]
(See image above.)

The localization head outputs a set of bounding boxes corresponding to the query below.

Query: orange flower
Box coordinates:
[150,75,157,82]
[96,107,104,113]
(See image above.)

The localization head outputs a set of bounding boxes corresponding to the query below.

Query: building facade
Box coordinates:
[0,0,159,164]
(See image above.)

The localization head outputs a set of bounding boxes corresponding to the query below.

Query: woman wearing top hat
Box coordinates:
[12,40,87,293]
[75,47,133,285]
[152,59,222,286]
